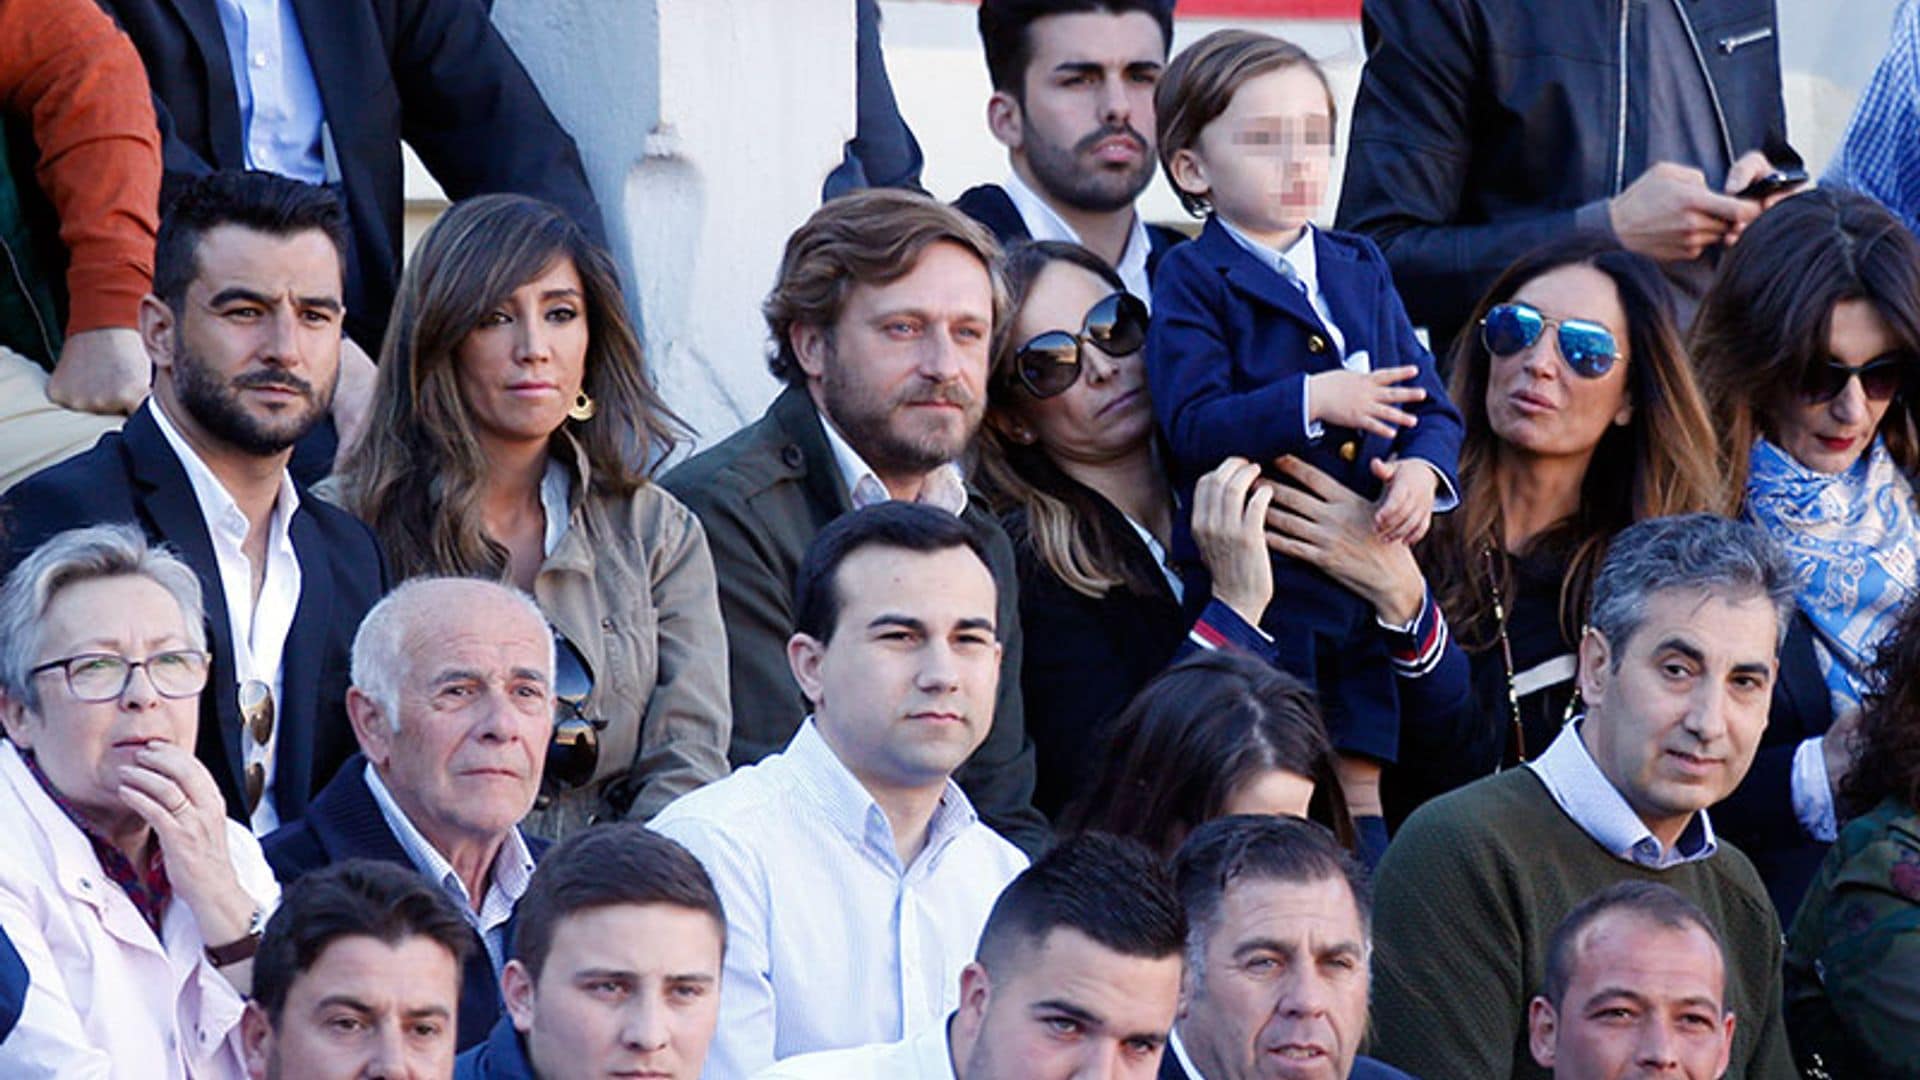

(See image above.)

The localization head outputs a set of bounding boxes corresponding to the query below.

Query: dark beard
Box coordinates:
[171,337,334,456]
[1022,114,1155,214]
[820,369,978,478]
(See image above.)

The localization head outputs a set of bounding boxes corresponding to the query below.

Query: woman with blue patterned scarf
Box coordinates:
[1694,187,1920,920]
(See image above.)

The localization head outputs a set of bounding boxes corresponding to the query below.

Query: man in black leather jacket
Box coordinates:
[1335,0,1802,356]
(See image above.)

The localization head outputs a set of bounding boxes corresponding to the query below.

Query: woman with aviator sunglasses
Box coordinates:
[976,241,1283,819]
[1692,188,1920,917]
[332,195,730,838]
[1263,233,1723,824]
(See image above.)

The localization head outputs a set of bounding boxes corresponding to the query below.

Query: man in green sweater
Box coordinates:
[1370,514,1798,1079]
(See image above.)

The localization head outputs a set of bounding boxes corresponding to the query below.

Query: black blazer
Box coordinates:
[1716,611,1837,921]
[96,0,604,350]
[953,183,1186,283]
[0,403,387,824]
[1157,1040,1414,1079]
[263,755,551,1052]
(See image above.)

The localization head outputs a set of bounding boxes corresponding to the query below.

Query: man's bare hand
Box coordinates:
[331,336,378,471]
[45,327,149,415]
[1608,162,1758,262]
[1722,150,1810,244]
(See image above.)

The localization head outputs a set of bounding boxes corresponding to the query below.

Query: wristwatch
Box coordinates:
[205,907,266,967]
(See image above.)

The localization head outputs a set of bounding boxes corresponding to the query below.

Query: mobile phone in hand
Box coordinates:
[1735,168,1808,200]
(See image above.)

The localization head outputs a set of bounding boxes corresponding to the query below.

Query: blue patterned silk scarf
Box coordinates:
[1746,436,1920,713]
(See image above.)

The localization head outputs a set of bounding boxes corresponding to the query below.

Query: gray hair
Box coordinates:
[1588,513,1796,660]
[1171,815,1371,986]
[349,576,553,731]
[0,524,208,713]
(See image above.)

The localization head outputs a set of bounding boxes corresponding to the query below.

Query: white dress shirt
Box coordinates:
[1003,170,1154,305]
[212,0,329,183]
[820,410,969,515]
[152,403,302,834]
[1527,722,1718,869]
[0,742,280,1079]
[751,1019,955,1079]
[364,764,535,975]
[650,721,1027,1079]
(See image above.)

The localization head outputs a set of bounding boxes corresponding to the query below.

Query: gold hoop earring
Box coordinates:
[568,391,597,422]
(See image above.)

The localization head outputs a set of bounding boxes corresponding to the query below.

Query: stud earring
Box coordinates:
[568,391,597,422]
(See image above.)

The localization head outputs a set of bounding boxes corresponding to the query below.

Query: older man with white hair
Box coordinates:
[262,576,555,1052]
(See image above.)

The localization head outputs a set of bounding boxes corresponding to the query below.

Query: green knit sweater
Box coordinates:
[1369,768,1795,1079]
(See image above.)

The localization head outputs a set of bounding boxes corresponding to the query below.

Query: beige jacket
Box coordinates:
[531,437,731,830]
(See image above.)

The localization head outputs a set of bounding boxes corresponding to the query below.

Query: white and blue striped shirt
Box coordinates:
[651,720,1027,1080]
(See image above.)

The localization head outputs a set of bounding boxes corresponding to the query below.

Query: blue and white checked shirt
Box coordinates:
[1527,722,1717,870]
[650,720,1027,1080]
[1827,0,1920,236]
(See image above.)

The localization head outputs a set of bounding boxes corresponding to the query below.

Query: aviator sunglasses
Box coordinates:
[1798,353,1913,405]
[542,629,606,796]
[1480,302,1622,379]
[1010,291,1149,399]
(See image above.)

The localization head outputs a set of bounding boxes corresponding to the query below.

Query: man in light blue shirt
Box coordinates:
[651,503,1031,1079]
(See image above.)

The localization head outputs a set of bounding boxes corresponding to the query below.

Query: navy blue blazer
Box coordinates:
[1148,217,1461,501]
[0,925,24,1043]
[1158,1042,1415,1079]
[263,755,551,1053]
[0,403,387,824]
[453,1014,537,1080]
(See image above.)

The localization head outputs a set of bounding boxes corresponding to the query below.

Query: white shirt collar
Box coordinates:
[786,719,980,872]
[539,456,572,557]
[150,398,303,550]
[1168,1027,1206,1079]
[1002,170,1153,305]
[1218,218,1319,296]
[818,409,969,516]
[1527,722,1718,868]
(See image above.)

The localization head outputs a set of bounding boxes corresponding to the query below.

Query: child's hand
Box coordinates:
[1372,457,1437,544]
[1307,366,1427,438]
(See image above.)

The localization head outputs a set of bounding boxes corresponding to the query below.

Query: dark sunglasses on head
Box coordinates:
[1010,291,1149,399]
[542,629,605,796]
[1798,353,1913,404]
[1480,302,1622,379]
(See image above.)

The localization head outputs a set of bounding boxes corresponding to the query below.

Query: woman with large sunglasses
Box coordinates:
[1691,187,1920,917]
[975,241,1280,819]
[331,195,729,838]
[1264,233,1723,822]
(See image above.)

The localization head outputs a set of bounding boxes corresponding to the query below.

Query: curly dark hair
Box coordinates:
[1841,590,1920,817]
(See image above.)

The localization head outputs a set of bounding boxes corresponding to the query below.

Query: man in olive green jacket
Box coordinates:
[663,189,1047,853]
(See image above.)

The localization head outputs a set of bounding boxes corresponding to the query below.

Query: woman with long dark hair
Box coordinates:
[332,194,729,836]
[1265,233,1724,818]
[1063,651,1353,860]
[1693,187,1920,916]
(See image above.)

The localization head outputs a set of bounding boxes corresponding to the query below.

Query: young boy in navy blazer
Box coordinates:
[1147,30,1462,859]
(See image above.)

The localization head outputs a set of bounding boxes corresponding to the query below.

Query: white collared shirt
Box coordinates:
[363,763,537,974]
[1003,170,1154,306]
[751,1018,956,1079]
[650,721,1028,1080]
[819,410,969,515]
[1527,722,1718,869]
[211,0,329,183]
[151,402,301,834]
[1168,1028,1206,1079]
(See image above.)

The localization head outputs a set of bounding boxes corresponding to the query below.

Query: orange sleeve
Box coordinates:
[0,0,162,334]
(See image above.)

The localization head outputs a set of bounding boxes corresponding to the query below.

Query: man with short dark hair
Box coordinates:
[1165,815,1410,1080]
[241,858,473,1080]
[651,503,1030,1079]
[1370,513,1798,1078]
[1,169,387,834]
[759,832,1186,1080]
[662,188,1044,851]
[958,0,1183,299]
[264,576,556,1053]
[455,823,726,1080]
[1528,881,1735,1080]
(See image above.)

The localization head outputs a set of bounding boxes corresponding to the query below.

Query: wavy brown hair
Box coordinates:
[1426,234,1726,650]
[975,241,1161,599]
[1842,588,1920,817]
[1692,187,1920,499]
[333,194,688,579]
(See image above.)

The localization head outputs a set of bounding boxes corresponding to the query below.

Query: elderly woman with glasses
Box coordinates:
[1692,187,1920,918]
[0,524,280,1078]
[975,240,1279,819]
[1260,233,1724,826]
[332,194,729,838]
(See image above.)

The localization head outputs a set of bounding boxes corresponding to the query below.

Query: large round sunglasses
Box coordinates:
[1480,302,1622,379]
[1798,353,1913,405]
[1010,291,1149,399]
